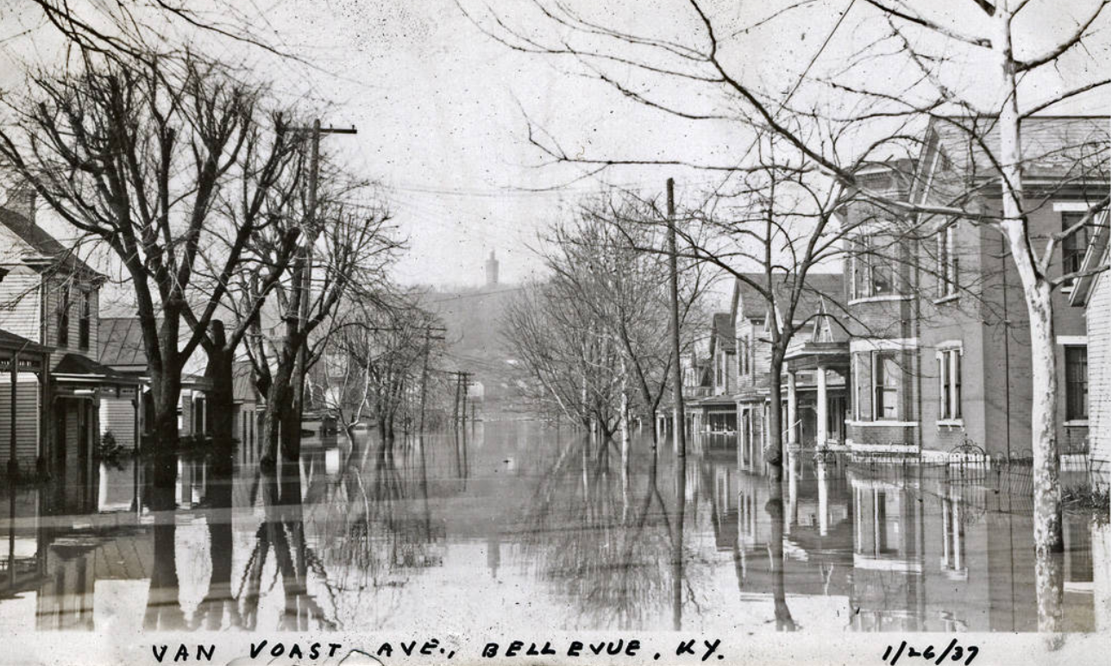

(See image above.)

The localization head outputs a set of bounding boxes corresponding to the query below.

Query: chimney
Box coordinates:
[4,182,37,223]
[485,249,499,288]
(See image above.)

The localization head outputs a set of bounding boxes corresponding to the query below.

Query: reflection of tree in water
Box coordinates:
[519,436,698,630]
[237,462,337,631]
[307,434,442,628]
[143,465,186,631]
[766,477,796,632]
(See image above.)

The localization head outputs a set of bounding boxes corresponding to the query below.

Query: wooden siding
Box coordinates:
[0,267,42,341]
[1089,270,1111,468]
[99,397,136,450]
[43,277,100,365]
[0,376,41,469]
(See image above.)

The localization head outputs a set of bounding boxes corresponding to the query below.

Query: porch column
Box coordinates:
[816,365,828,449]
[7,352,16,478]
[786,450,798,534]
[817,458,829,536]
[786,370,798,446]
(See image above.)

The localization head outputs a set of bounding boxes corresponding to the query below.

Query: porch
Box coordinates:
[784,341,850,451]
[0,329,52,477]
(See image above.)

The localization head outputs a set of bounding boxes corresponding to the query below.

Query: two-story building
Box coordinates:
[1070,211,1110,480]
[692,312,738,433]
[841,117,1106,462]
[730,273,846,469]
[0,185,141,476]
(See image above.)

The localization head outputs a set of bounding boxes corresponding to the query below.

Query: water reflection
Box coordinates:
[0,423,1106,633]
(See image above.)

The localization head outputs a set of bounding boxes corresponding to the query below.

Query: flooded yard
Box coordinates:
[1,421,1107,634]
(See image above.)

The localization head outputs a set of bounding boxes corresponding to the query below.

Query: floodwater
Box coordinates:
[0,421,1108,634]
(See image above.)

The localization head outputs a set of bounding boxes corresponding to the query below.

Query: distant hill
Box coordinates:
[417,285,523,400]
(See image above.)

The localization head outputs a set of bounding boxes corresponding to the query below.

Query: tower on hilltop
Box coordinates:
[485,249,499,288]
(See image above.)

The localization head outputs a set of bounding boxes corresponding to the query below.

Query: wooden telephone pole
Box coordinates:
[666,178,686,458]
[291,120,357,453]
[418,325,446,432]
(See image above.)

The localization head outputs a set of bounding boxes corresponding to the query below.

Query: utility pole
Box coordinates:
[460,371,470,427]
[666,178,686,458]
[291,120,357,458]
[418,325,446,433]
[452,371,462,426]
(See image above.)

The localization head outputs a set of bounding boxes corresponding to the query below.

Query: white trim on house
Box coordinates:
[846,420,920,428]
[1056,335,1087,346]
[849,338,918,352]
[848,294,913,305]
[1053,202,1095,212]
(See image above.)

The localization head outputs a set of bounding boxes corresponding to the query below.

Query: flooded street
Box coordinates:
[1,421,1107,634]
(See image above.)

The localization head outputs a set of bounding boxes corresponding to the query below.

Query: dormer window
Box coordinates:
[57,285,70,347]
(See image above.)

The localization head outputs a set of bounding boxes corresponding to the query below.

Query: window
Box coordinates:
[851,235,899,299]
[872,351,900,420]
[938,347,962,420]
[1061,212,1091,285]
[738,337,750,377]
[57,285,70,347]
[1065,345,1088,420]
[78,290,91,350]
[937,224,959,298]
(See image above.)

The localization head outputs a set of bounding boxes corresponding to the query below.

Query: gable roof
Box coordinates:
[1070,211,1111,306]
[711,312,735,352]
[53,352,141,382]
[98,317,148,367]
[927,116,1109,184]
[0,327,52,354]
[0,207,101,277]
[732,273,844,325]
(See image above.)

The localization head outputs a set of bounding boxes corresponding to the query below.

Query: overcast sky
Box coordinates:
[3,0,1111,299]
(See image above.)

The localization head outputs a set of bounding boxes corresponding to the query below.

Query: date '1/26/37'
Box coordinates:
[882,638,978,666]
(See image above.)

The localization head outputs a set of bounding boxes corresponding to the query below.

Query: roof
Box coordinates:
[733,273,845,324]
[1070,211,1111,306]
[0,327,51,354]
[98,317,148,367]
[0,207,101,277]
[53,352,141,382]
[928,116,1109,183]
[711,312,735,353]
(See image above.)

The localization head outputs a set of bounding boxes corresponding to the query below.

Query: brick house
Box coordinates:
[0,185,140,476]
[841,117,1106,461]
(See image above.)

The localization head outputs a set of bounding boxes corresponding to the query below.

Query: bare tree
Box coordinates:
[505,194,709,438]
[467,0,1111,633]
[0,51,302,459]
[243,188,398,465]
[330,295,441,446]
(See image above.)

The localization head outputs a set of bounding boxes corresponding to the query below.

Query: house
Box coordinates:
[731,273,846,469]
[0,185,140,476]
[1070,211,1110,480]
[841,117,1107,461]
[97,316,237,446]
[692,312,738,433]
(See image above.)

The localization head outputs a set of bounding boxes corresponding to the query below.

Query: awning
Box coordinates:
[53,353,143,385]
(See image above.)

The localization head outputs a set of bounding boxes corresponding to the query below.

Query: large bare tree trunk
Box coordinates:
[261,355,296,465]
[764,349,786,481]
[204,321,236,451]
[996,3,1063,634]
